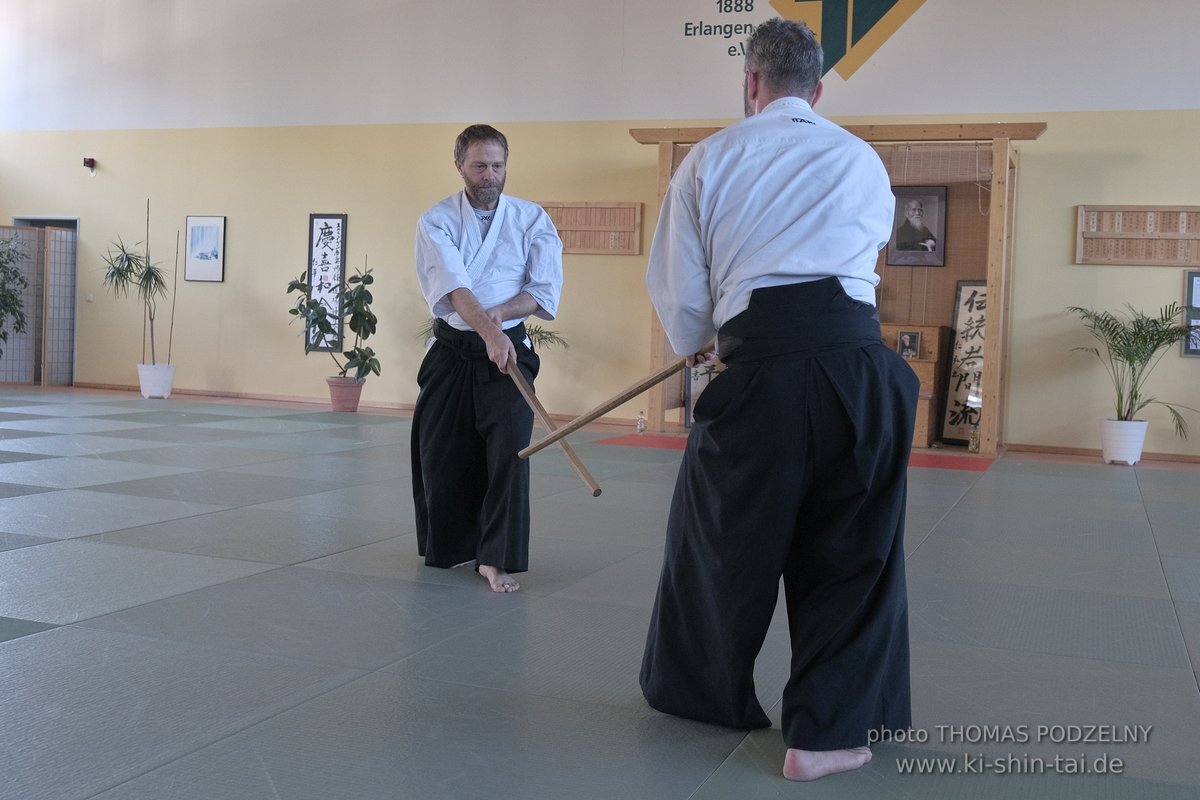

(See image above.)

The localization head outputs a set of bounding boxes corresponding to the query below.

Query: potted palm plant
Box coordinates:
[101,202,178,398]
[1066,302,1199,465]
[286,262,380,411]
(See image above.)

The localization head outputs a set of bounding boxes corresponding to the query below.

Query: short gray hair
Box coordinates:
[744,18,823,101]
[454,124,509,165]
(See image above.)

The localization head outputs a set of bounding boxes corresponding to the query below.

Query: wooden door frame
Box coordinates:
[630,122,1047,455]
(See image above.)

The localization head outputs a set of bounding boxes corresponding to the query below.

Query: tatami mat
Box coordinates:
[0,386,1197,800]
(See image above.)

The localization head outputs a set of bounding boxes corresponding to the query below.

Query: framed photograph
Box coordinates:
[306,213,347,352]
[887,186,946,266]
[1184,269,1200,357]
[896,330,921,359]
[184,215,225,281]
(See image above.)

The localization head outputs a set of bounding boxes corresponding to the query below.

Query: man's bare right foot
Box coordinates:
[782,746,872,781]
[478,564,520,593]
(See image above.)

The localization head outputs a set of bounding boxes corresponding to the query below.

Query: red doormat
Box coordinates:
[908,452,994,471]
[597,434,688,450]
[597,434,993,471]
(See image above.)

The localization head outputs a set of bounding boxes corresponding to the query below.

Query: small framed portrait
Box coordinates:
[887,186,946,267]
[897,330,921,359]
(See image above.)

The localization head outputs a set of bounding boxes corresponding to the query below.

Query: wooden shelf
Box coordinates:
[881,324,951,448]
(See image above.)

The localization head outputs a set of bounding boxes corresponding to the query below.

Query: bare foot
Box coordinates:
[783,746,872,781]
[478,564,520,593]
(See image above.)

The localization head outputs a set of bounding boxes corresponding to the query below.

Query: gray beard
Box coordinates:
[468,186,501,209]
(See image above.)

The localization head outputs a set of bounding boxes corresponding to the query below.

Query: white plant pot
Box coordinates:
[1099,418,1148,466]
[137,363,176,399]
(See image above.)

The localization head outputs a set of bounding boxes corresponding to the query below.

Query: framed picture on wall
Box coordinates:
[1184,269,1200,357]
[184,216,225,281]
[897,330,921,359]
[887,186,946,267]
[306,213,347,352]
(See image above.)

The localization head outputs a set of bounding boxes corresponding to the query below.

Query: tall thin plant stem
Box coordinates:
[169,230,179,364]
[144,199,153,364]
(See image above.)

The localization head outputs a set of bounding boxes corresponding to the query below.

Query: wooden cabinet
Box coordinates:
[880,324,951,448]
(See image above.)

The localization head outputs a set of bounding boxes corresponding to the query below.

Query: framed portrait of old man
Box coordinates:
[887,186,946,267]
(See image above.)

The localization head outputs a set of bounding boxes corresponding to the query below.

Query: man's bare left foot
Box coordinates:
[478,564,520,593]
[782,746,871,781]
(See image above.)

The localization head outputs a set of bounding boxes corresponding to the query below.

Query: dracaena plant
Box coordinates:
[101,201,177,365]
[1066,302,1200,437]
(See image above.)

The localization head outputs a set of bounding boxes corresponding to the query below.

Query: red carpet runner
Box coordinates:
[596,434,993,471]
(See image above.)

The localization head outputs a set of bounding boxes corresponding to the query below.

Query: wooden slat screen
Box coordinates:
[538,202,642,256]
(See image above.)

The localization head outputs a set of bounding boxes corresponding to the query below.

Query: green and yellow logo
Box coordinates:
[769,0,925,79]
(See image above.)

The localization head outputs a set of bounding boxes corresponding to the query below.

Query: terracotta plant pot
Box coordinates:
[326,376,364,412]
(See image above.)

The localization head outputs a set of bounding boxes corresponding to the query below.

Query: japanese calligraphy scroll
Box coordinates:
[1076,206,1200,267]
[942,279,987,445]
[306,214,346,352]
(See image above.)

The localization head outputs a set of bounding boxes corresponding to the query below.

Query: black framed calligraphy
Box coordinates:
[942,280,987,445]
[306,214,347,353]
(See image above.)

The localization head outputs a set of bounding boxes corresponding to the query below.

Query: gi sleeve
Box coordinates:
[646,177,715,356]
[521,209,564,321]
[414,212,472,318]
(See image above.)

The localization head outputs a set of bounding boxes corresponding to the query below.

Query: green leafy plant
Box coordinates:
[101,201,177,365]
[1066,302,1200,437]
[0,236,29,359]
[416,317,569,350]
[287,263,381,382]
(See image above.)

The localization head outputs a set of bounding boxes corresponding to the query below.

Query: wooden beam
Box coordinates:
[843,123,1047,142]
[630,122,1047,147]
[979,138,1013,458]
[630,127,722,145]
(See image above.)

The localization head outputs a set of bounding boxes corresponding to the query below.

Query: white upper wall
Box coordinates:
[3,0,1198,131]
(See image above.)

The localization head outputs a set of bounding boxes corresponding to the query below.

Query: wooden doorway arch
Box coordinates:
[629,122,1046,457]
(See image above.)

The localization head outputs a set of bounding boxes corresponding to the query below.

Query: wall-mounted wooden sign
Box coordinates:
[1076,205,1200,266]
[538,202,642,256]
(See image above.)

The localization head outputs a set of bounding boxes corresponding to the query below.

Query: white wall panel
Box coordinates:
[2,0,1199,131]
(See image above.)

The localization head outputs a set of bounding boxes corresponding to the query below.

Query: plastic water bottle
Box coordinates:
[636,411,647,434]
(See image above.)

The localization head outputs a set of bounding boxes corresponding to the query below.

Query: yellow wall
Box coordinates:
[1,110,1198,457]
[1005,110,1200,459]
[0,119,719,421]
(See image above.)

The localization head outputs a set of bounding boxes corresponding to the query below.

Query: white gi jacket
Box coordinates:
[646,96,894,357]
[415,192,563,331]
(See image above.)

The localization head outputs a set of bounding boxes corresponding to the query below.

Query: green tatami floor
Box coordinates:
[1,386,1198,800]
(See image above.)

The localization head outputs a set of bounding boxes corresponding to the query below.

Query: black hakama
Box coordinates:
[640,278,919,751]
[411,319,539,572]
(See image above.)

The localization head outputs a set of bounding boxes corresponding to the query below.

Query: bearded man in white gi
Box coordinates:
[640,20,919,780]
[412,124,563,593]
